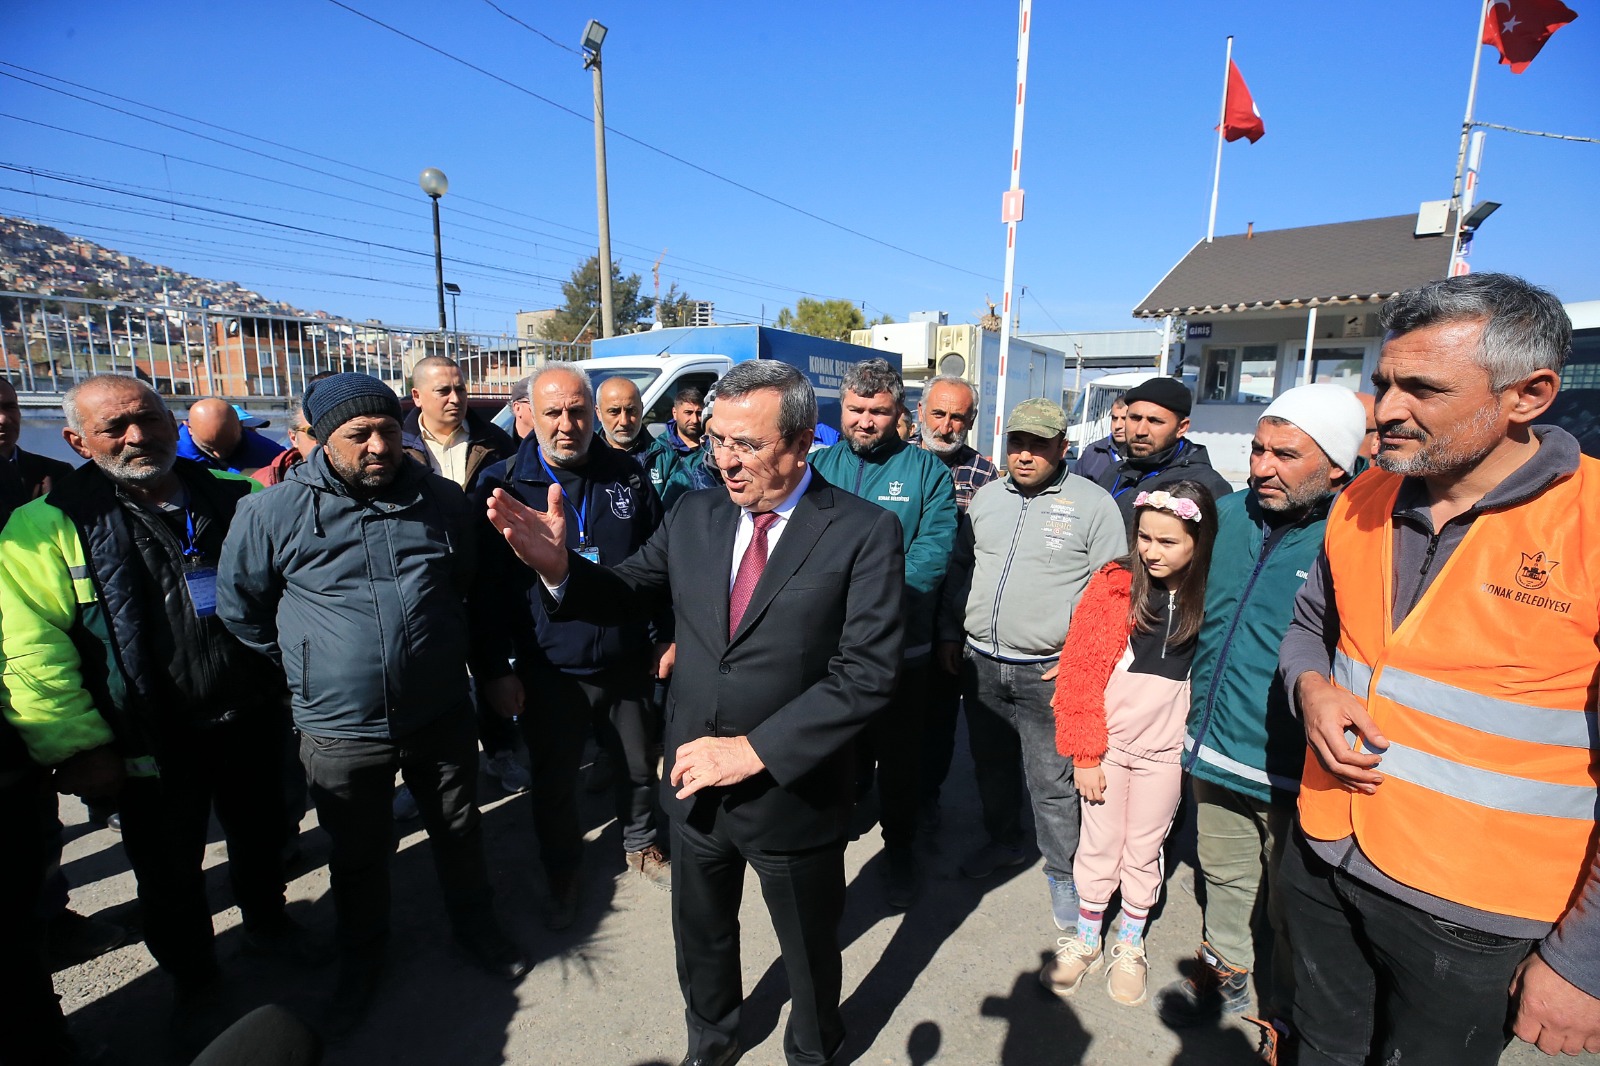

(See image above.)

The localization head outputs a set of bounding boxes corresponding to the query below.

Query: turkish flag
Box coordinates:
[1483,0,1578,73]
[1221,60,1265,143]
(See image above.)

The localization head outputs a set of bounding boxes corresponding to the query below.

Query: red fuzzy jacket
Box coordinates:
[1051,562,1133,767]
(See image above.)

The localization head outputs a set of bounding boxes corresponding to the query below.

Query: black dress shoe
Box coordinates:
[679,1043,740,1066]
[457,931,531,982]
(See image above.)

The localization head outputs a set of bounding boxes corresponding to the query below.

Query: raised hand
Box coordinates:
[487,484,570,585]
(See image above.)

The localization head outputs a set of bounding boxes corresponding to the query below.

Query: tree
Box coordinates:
[772,297,869,341]
[655,282,696,328]
[540,255,652,342]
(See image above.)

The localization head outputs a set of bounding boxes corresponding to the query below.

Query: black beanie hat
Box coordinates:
[303,373,402,442]
[1122,376,1193,417]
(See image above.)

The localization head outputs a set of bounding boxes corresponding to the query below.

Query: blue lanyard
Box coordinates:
[1112,440,1184,499]
[179,509,203,560]
[537,453,590,546]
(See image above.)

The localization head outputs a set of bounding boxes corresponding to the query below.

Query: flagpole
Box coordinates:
[991,0,1032,461]
[1206,35,1233,244]
[1448,0,1494,274]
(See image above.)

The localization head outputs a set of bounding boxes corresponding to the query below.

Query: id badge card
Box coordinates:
[183,560,219,618]
[577,545,601,565]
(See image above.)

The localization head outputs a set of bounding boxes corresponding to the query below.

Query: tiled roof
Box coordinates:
[1133,214,1452,318]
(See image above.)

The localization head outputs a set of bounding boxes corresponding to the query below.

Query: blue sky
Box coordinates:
[4,0,1596,336]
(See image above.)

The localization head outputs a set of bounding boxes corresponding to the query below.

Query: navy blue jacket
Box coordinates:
[473,438,667,677]
[177,424,285,473]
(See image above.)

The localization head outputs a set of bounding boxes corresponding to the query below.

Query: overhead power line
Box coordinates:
[480,0,582,55]
[0,64,880,303]
[324,0,998,282]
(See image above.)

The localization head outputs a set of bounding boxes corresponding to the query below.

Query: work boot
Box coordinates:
[1039,935,1103,999]
[1106,940,1150,1007]
[626,844,673,891]
[1156,940,1251,1026]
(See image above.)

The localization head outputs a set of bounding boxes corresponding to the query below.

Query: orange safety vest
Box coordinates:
[1299,461,1600,922]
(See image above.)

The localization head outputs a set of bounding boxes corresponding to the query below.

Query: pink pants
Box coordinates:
[1072,747,1182,912]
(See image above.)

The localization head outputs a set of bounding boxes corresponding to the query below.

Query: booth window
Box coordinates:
[1200,345,1277,404]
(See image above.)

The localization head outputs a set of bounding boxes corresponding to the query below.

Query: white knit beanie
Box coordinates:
[1258,384,1367,472]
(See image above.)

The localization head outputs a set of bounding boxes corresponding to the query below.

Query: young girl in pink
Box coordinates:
[1041,481,1219,1008]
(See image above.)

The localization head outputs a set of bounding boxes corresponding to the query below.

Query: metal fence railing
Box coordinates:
[0,291,589,402]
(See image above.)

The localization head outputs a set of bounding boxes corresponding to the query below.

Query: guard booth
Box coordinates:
[1131,213,1452,483]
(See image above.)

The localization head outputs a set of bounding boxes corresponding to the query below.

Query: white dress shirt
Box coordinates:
[728,466,812,591]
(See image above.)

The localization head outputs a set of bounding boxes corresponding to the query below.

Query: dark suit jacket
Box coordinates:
[551,473,906,851]
[0,448,74,529]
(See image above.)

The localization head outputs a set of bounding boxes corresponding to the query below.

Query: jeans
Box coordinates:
[1280,825,1531,1066]
[118,711,289,985]
[963,649,1080,879]
[299,708,496,952]
[1192,777,1294,1018]
[518,663,659,874]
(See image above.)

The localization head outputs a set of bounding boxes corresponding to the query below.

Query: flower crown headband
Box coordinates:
[1134,490,1202,523]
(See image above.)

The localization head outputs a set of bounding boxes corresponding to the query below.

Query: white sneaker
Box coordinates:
[1107,940,1150,1006]
[1039,936,1103,999]
[486,751,531,794]
[392,785,419,821]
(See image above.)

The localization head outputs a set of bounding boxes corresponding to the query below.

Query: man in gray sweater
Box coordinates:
[937,398,1125,931]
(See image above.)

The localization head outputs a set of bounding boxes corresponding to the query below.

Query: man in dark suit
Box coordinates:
[487,360,905,1066]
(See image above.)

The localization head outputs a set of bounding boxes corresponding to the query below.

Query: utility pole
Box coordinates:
[582,20,615,338]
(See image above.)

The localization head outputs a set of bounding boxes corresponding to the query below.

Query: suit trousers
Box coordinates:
[962,650,1081,880]
[299,708,495,952]
[118,710,289,985]
[672,812,847,1066]
[0,768,71,1065]
[1281,825,1531,1066]
[518,663,659,876]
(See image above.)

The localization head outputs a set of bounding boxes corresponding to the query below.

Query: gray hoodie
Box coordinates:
[939,464,1125,662]
[217,449,478,740]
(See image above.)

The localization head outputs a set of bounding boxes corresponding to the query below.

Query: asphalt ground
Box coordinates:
[51,727,1589,1066]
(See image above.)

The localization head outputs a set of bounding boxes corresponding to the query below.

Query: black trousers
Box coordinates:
[117,711,290,985]
[672,814,847,1066]
[0,768,71,1065]
[920,662,963,810]
[518,663,659,876]
[860,656,930,851]
[299,709,495,952]
[1281,826,1533,1066]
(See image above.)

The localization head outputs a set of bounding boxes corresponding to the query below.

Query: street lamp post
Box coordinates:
[444,282,461,359]
[581,20,615,339]
[419,167,449,332]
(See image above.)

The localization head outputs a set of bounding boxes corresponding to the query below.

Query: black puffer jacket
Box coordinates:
[38,459,281,764]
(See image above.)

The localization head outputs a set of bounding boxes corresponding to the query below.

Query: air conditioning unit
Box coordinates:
[935,324,979,381]
[868,322,935,373]
[848,329,872,347]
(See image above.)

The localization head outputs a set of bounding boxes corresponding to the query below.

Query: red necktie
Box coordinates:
[729,511,780,638]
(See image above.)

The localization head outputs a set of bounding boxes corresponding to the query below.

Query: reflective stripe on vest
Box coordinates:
[1300,464,1600,922]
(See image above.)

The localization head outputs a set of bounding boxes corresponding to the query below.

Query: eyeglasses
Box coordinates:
[705,430,775,459]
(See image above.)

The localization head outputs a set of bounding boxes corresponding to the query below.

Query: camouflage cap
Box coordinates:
[1005,397,1067,439]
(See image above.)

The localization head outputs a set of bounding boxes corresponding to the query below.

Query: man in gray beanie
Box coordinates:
[1156,383,1365,1059]
[218,373,528,1038]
